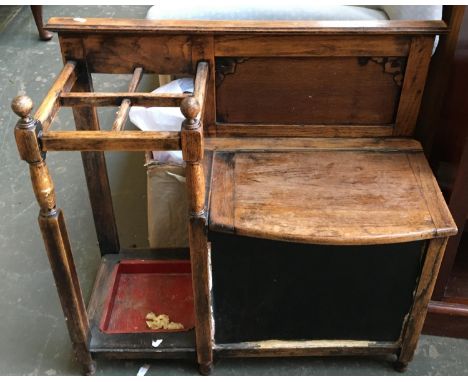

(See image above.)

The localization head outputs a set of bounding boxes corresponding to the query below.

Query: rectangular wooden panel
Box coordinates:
[204,137,423,152]
[215,57,404,126]
[59,34,194,74]
[209,123,393,138]
[215,35,410,57]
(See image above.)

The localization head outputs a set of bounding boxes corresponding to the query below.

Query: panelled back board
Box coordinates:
[50,18,444,138]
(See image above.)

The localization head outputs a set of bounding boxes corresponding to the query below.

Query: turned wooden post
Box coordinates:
[181,96,213,375]
[12,95,95,375]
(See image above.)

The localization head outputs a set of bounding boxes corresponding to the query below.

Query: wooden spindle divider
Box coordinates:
[112,67,143,131]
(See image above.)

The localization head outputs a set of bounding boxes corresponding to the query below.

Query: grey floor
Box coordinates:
[0,5,467,376]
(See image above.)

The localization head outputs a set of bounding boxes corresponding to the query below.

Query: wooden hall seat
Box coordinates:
[10,15,459,375]
[205,137,456,365]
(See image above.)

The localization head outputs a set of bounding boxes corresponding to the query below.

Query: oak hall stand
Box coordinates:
[11,17,457,375]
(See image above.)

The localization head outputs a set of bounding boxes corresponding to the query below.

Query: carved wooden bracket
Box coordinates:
[358,57,406,87]
[215,58,249,86]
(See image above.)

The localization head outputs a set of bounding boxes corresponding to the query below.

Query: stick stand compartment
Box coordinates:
[100,260,194,334]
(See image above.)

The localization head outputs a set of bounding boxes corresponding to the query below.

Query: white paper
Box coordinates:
[137,364,150,376]
[151,339,164,348]
[129,78,194,165]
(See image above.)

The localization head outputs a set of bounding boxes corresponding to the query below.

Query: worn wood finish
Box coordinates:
[209,153,234,234]
[194,62,209,120]
[71,65,119,255]
[191,36,216,129]
[41,131,181,152]
[187,216,213,374]
[398,238,449,367]
[57,34,193,75]
[407,154,456,237]
[215,57,403,126]
[209,150,457,245]
[215,35,410,57]
[35,61,77,132]
[208,123,394,138]
[58,35,85,62]
[13,120,44,164]
[12,100,94,374]
[39,210,95,375]
[46,17,448,35]
[205,137,423,152]
[214,340,399,358]
[394,36,434,136]
[61,92,188,107]
[180,70,213,372]
[112,67,143,131]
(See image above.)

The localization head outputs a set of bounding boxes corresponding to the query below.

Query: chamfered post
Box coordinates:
[12,95,95,375]
[71,65,120,255]
[396,237,449,371]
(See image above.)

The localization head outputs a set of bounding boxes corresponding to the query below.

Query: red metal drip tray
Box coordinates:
[100,260,195,334]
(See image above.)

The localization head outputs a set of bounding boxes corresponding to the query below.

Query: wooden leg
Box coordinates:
[198,360,213,376]
[39,210,95,375]
[394,360,408,373]
[12,96,95,375]
[30,6,53,41]
[181,93,214,372]
[189,216,214,372]
[398,238,449,365]
[72,66,120,255]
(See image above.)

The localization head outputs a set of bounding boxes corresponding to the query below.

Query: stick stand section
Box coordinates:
[181,95,213,375]
[11,95,95,375]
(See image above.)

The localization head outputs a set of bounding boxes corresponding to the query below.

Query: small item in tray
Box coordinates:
[145,312,184,330]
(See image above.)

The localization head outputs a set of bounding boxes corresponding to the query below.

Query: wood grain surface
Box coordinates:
[209,149,457,245]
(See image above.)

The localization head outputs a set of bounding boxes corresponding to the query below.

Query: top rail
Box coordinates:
[60,92,188,107]
[46,17,449,35]
[36,61,77,132]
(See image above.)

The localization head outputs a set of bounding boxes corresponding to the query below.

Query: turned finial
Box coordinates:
[180,96,200,122]
[12,95,34,121]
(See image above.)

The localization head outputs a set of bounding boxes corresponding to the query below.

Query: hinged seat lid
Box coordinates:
[207,139,457,245]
